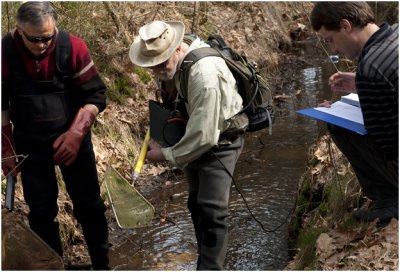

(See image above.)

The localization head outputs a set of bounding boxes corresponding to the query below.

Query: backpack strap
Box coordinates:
[183,34,197,46]
[2,31,71,77]
[181,47,221,71]
[180,47,223,102]
[2,33,24,77]
[55,30,71,76]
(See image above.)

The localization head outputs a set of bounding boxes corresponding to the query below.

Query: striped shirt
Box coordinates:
[356,23,398,157]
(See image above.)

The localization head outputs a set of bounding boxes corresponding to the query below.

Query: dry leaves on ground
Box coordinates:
[315,209,398,270]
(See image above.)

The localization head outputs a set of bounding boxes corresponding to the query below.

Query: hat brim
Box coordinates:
[129,21,185,68]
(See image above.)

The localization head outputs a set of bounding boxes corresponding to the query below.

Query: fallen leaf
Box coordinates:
[316,233,337,262]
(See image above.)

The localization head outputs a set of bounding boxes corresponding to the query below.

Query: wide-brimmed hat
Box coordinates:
[129,21,185,67]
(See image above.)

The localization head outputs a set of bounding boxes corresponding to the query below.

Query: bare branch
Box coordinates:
[103,1,120,33]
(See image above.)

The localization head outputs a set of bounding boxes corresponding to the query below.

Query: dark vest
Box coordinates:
[2,31,77,139]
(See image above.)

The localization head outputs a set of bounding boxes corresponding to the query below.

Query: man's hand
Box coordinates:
[146,140,166,163]
[2,123,18,177]
[53,107,95,166]
[329,71,356,93]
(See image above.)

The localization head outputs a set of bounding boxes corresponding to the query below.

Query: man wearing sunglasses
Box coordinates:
[2,2,109,269]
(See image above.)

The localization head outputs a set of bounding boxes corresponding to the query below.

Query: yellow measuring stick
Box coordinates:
[132,129,150,179]
[132,97,163,180]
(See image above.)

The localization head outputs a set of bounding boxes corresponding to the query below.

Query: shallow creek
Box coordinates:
[108,41,341,270]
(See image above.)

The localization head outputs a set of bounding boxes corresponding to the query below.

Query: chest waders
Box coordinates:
[3,31,76,141]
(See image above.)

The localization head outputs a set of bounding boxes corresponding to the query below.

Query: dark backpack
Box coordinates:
[180,34,274,134]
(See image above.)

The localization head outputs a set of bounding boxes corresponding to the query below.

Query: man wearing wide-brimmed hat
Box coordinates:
[130,20,245,270]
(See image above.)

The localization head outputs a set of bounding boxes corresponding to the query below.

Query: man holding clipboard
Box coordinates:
[310,2,398,222]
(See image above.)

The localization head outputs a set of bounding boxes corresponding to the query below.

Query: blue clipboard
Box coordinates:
[297,108,368,135]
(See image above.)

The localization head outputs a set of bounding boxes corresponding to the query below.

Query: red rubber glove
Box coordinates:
[2,123,18,177]
[53,108,95,166]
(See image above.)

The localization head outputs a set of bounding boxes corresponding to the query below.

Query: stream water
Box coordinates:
[108,41,340,270]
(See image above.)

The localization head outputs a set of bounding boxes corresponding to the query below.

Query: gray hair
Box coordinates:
[16,2,57,28]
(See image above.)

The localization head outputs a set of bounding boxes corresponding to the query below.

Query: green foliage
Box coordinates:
[288,176,312,255]
[134,67,152,84]
[297,177,311,216]
[106,76,134,104]
[295,227,326,269]
[115,77,133,96]
[292,14,301,21]
[316,201,328,216]
[342,216,364,232]
[1,179,5,193]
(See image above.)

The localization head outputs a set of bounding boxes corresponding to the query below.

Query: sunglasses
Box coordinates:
[22,30,55,43]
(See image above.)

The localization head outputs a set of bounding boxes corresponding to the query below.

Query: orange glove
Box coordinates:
[53,108,95,166]
[2,123,18,177]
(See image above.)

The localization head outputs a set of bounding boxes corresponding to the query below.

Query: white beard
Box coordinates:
[154,64,177,81]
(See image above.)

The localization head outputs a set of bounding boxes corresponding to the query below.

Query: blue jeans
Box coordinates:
[184,135,244,270]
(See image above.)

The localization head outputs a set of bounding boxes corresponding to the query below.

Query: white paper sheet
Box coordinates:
[315,101,364,125]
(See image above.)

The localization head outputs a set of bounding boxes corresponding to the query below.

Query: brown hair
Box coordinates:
[311,2,375,31]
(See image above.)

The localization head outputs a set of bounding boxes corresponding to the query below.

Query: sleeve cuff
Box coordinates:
[161,147,184,169]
